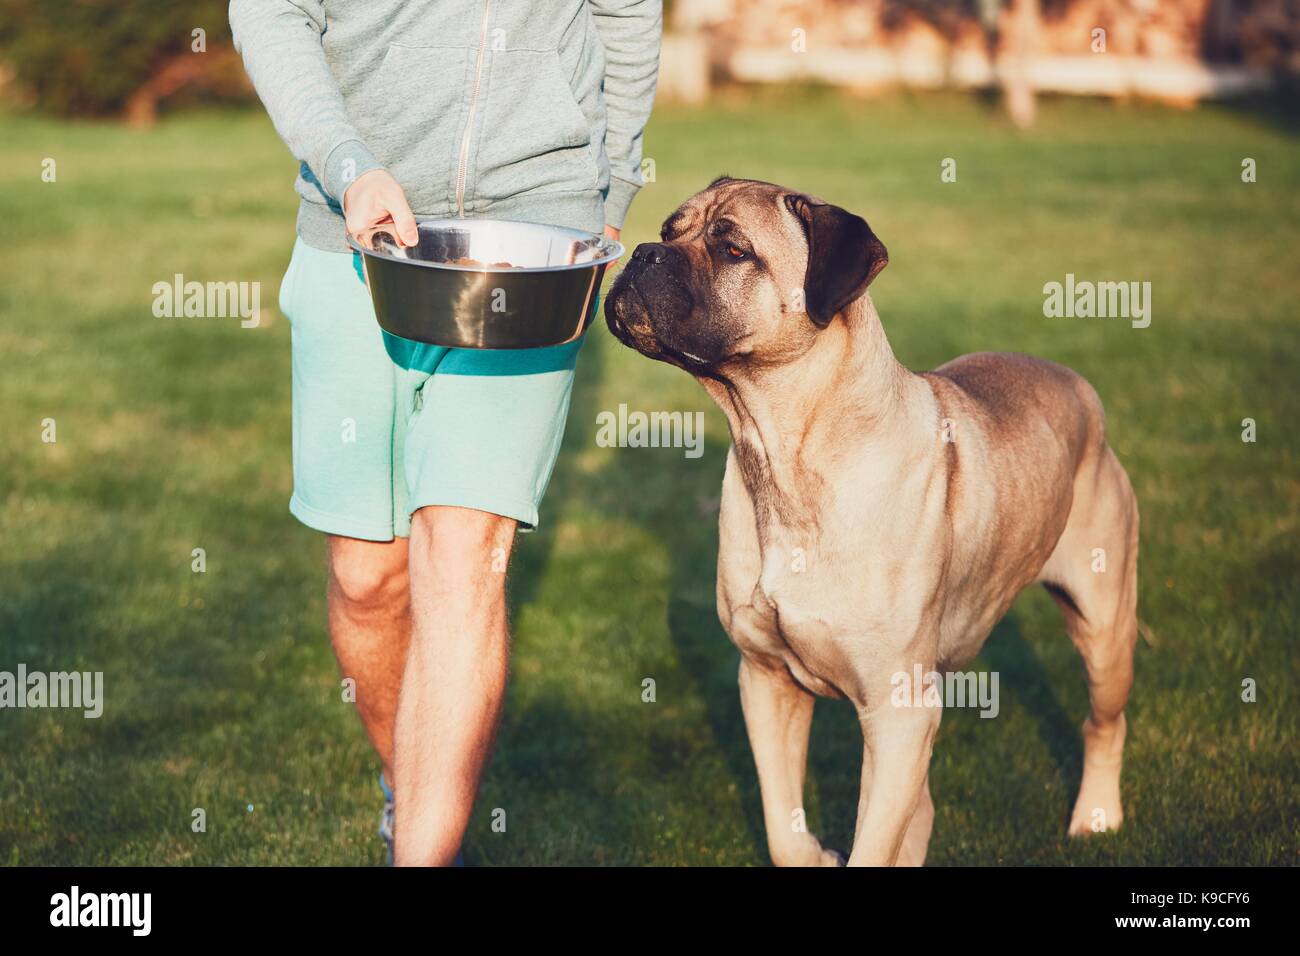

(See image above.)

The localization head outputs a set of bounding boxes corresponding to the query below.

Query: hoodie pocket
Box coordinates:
[360,43,473,214]
[470,48,597,202]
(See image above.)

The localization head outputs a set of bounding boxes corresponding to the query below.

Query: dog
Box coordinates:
[604,177,1140,866]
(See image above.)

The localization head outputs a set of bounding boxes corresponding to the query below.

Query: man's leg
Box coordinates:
[393,505,516,867]
[326,535,411,781]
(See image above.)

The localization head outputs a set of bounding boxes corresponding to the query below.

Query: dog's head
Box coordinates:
[604,177,888,373]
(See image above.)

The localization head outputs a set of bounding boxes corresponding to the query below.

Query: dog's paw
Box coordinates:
[1067,799,1124,837]
[771,838,846,867]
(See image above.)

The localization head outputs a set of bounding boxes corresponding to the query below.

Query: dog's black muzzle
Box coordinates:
[605,242,687,342]
[605,243,727,372]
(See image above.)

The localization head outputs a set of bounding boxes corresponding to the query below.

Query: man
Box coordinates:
[229,0,661,866]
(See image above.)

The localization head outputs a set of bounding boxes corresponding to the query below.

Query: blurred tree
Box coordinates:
[1000,0,1041,129]
[885,0,1043,127]
[0,0,247,123]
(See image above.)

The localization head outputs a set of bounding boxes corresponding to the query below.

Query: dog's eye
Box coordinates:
[725,244,747,260]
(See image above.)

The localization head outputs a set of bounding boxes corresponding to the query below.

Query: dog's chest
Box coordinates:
[731,540,846,697]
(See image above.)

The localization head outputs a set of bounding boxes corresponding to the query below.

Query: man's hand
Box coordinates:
[604,225,621,243]
[343,169,419,248]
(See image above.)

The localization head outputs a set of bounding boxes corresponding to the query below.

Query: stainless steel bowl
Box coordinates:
[347,217,624,349]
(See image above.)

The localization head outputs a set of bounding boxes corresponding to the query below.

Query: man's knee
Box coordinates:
[328,537,409,612]
[409,506,516,592]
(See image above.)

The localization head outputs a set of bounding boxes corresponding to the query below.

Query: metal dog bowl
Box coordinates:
[347,217,624,349]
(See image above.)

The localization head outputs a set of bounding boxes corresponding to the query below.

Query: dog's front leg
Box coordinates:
[846,695,941,866]
[739,658,845,866]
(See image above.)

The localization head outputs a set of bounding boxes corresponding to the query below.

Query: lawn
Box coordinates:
[1,88,1297,865]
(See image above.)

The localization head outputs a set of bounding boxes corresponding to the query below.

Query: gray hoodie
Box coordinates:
[229,0,661,251]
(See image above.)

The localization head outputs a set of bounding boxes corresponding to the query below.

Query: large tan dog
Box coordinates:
[604,177,1139,866]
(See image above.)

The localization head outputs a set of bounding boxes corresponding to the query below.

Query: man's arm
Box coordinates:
[228,0,416,244]
[588,0,662,231]
[229,0,379,203]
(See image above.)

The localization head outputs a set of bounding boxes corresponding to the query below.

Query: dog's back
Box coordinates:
[928,351,1107,464]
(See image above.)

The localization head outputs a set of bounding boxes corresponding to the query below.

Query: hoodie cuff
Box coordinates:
[603,175,642,231]
[322,138,383,206]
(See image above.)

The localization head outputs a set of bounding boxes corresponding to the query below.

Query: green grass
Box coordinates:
[1,89,1297,865]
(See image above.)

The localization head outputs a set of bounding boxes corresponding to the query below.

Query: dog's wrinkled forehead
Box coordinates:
[660,177,807,255]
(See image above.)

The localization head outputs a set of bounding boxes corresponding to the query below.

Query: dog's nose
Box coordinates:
[631,242,672,266]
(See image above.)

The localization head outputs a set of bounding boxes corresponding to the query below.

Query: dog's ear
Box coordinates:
[784,194,888,327]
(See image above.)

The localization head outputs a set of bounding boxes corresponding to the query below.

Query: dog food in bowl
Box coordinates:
[447,256,517,269]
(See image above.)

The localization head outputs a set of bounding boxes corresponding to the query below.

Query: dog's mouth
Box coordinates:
[605,279,716,373]
[661,345,712,369]
[604,280,652,348]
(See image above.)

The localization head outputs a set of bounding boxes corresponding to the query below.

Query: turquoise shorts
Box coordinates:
[278,237,584,539]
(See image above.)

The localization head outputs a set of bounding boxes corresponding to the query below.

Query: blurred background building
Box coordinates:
[661,0,1299,123]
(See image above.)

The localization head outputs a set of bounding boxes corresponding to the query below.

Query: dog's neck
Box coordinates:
[701,296,922,537]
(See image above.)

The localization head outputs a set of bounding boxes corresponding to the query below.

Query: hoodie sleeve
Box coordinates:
[587,0,662,230]
[228,0,382,204]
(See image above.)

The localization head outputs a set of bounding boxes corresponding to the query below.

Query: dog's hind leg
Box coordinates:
[1038,444,1139,836]
[738,658,845,866]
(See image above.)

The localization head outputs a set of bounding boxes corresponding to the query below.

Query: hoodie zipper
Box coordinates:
[455,0,492,218]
